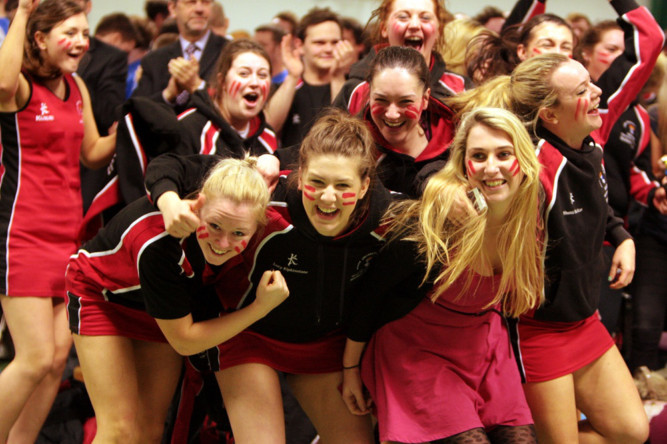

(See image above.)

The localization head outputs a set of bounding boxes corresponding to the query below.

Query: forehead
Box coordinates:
[52,13,89,32]
[551,60,588,90]
[371,67,423,93]
[598,28,624,45]
[230,51,270,69]
[304,154,363,180]
[389,0,436,15]
[529,22,573,43]
[466,123,512,149]
[201,197,257,225]
[304,20,341,40]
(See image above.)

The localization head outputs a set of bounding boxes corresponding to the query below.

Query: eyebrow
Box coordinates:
[308,172,355,182]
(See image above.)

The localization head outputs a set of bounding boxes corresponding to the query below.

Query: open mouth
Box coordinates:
[210,244,230,256]
[404,36,424,51]
[484,179,506,188]
[316,206,339,219]
[383,119,405,128]
[587,103,599,115]
[243,92,259,106]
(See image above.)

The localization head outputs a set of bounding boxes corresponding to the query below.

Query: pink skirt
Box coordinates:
[362,298,533,442]
[188,329,346,374]
[517,312,614,382]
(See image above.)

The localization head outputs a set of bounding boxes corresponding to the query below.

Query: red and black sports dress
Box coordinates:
[0,73,84,298]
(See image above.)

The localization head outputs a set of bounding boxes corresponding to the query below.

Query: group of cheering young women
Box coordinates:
[0,0,665,443]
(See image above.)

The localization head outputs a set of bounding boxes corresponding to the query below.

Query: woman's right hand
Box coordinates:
[18,0,39,13]
[156,191,203,238]
[254,270,289,315]
[342,367,372,415]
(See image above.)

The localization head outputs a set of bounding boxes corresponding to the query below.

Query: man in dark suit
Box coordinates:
[133,0,226,108]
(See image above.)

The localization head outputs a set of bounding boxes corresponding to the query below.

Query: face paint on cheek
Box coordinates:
[196,226,209,239]
[83,39,90,52]
[341,192,357,206]
[57,38,72,50]
[596,51,612,65]
[303,184,316,201]
[420,22,436,40]
[259,81,269,101]
[233,240,248,254]
[509,159,520,177]
[574,98,589,121]
[404,104,421,121]
[532,48,542,56]
[371,104,386,116]
[466,160,477,177]
[228,80,242,98]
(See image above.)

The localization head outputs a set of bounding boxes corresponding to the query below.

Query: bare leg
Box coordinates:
[133,340,183,443]
[287,372,373,444]
[523,374,579,444]
[74,334,141,444]
[215,363,285,444]
[0,296,68,444]
[574,346,649,444]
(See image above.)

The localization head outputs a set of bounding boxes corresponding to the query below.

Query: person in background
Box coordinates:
[144,0,169,38]
[126,16,155,98]
[472,5,506,33]
[209,1,229,39]
[0,0,116,441]
[133,0,227,112]
[567,12,592,43]
[264,7,355,149]
[341,17,369,64]
[253,24,287,86]
[272,10,298,36]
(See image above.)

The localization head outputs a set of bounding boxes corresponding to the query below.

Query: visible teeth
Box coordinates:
[485,180,504,187]
[318,206,337,214]
[211,245,229,255]
[384,120,403,128]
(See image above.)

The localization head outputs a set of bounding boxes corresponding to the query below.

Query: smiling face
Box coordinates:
[369,66,429,151]
[584,28,624,82]
[464,124,524,214]
[36,13,90,74]
[301,20,342,74]
[382,0,439,62]
[298,154,371,237]
[543,59,603,147]
[218,51,271,131]
[517,22,574,61]
[195,196,258,266]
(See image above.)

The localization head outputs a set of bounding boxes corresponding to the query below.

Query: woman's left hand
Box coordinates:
[342,367,372,415]
[608,238,635,289]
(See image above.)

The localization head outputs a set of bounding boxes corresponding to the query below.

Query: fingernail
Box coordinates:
[608,276,613,282]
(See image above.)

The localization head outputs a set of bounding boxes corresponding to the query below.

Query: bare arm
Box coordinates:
[341,339,372,415]
[264,34,303,132]
[0,0,37,111]
[75,76,116,169]
[155,270,289,356]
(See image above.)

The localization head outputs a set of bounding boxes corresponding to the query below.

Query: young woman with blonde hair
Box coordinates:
[342,107,544,443]
[67,157,289,443]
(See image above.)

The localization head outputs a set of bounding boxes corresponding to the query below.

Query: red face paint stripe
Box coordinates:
[241,240,248,248]
[304,185,316,192]
[510,159,520,177]
[342,201,356,206]
[341,193,356,199]
[371,104,385,116]
[58,38,67,46]
[196,226,206,233]
[532,48,542,55]
[260,82,269,100]
[197,232,210,239]
[229,81,242,97]
[303,191,315,201]
[467,160,477,175]
[404,105,420,120]
[234,246,242,253]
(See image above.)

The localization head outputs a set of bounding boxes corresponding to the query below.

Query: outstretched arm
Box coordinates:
[0,0,37,111]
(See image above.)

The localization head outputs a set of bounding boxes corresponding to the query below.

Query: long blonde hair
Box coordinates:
[386,108,544,317]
